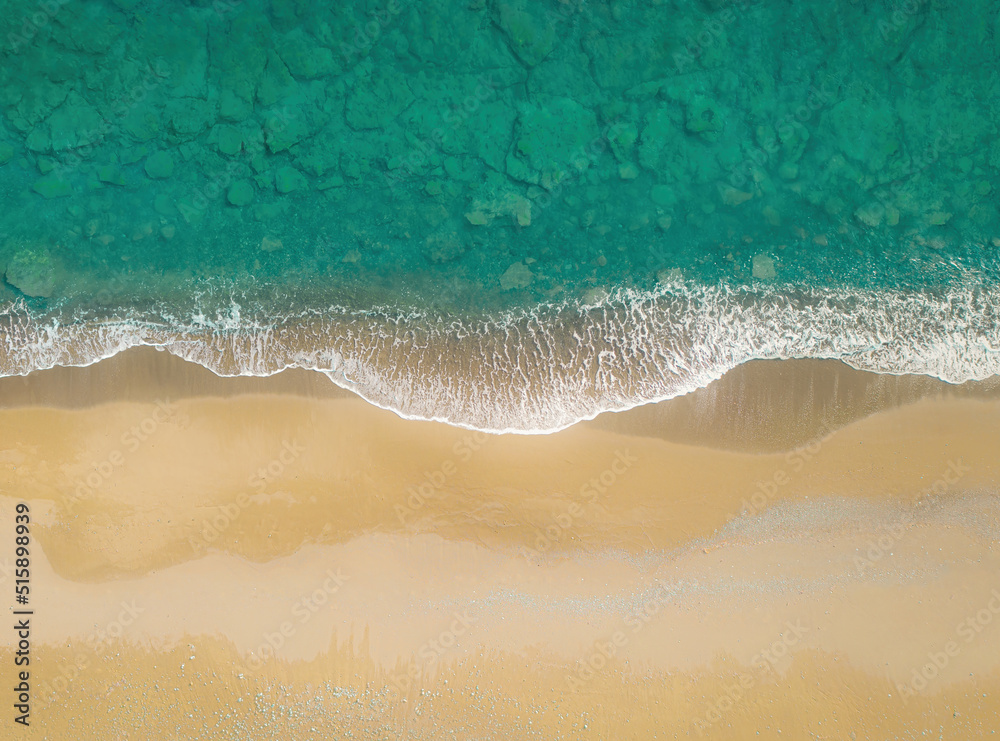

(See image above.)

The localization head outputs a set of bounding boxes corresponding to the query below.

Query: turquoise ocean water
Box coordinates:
[0,0,998,431]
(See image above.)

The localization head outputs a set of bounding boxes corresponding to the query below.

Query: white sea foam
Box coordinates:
[0,279,997,433]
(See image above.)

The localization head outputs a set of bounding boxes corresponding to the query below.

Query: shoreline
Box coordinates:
[1,345,999,452]
[2,276,999,435]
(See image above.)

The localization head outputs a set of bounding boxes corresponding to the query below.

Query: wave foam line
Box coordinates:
[0,280,998,433]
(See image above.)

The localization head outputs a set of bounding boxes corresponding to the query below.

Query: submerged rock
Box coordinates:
[275,165,307,193]
[257,50,299,106]
[144,151,175,179]
[500,261,534,290]
[26,92,104,153]
[215,125,244,157]
[506,97,599,188]
[494,1,557,68]
[346,68,414,130]
[228,180,255,207]
[166,98,215,138]
[97,165,125,186]
[423,231,467,264]
[32,176,72,199]
[685,96,724,136]
[752,254,777,281]
[466,175,532,227]
[5,248,56,298]
[826,95,900,174]
[275,29,337,79]
[855,203,885,228]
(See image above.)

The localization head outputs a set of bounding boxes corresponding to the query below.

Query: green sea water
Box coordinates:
[0,0,998,430]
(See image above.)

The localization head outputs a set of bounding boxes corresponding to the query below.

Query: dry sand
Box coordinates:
[0,348,998,739]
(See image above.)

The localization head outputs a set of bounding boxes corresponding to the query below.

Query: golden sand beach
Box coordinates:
[0,349,998,739]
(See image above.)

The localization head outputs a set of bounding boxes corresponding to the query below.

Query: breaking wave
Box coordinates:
[0,279,997,433]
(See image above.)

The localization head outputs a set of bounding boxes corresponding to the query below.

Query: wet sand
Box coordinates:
[0,349,998,739]
[4,346,999,451]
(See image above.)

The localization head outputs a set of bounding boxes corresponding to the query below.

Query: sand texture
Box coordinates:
[0,349,998,739]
